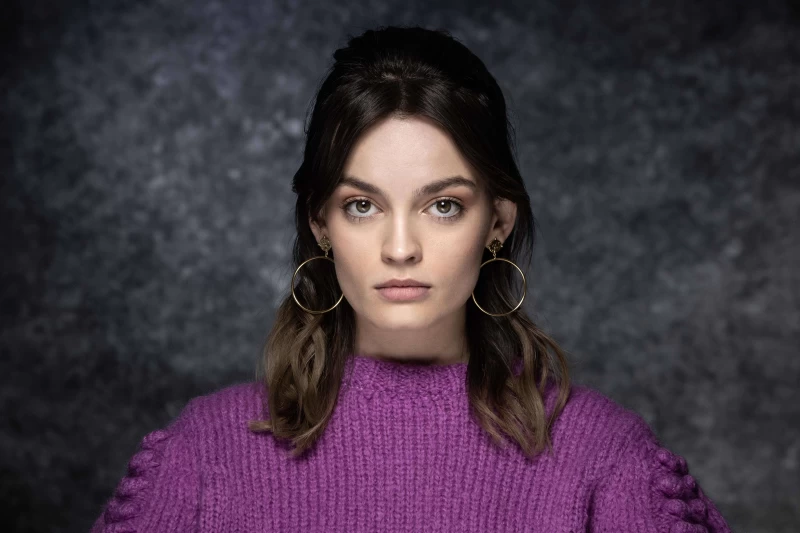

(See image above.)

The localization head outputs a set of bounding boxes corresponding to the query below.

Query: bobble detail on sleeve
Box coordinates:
[101,430,170,529]
[650,444,725,532]
[91,419,200,533]
[589,414,731,533]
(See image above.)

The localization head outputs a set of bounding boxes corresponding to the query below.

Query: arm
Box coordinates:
[90,402,200,533]
[590,414,732,533]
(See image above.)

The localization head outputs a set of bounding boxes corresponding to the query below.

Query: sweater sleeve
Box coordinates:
[589,414,732,533]
[89,403,200,533]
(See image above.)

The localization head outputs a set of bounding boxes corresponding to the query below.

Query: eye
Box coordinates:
[342,198,378,220]
[340,197,466,223]
[427,199,463,219]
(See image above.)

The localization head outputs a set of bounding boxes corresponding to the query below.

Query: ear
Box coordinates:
[308,209,328,243]
[489,198,518,246]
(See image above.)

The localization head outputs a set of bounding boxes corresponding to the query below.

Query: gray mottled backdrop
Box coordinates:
[2,0,798,531]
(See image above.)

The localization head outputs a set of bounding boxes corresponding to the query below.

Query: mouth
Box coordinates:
[375,283,431,302]
[374,278,431,289]
[374,278,432,301]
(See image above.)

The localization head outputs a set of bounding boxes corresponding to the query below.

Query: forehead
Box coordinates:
[342,115,475,186]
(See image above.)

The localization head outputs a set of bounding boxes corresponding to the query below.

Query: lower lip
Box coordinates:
[377,286,431,301]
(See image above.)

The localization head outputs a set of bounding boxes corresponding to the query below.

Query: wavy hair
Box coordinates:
[248,25,572,459]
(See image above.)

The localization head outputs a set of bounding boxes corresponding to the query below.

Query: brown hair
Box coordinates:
[248,25,572,459]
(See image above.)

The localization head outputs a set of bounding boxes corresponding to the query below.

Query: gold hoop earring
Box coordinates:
[471,238,527,317]
[291,235,345,314]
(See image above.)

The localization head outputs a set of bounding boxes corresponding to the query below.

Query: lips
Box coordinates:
[376,286,431,301]
[375,279,431,289]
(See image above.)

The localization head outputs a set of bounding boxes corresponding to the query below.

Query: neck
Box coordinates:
[353,308,469,365]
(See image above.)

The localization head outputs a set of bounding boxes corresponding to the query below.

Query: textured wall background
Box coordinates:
[2,0,798,531]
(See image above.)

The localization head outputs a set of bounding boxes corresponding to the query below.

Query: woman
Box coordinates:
[90,25,731,532]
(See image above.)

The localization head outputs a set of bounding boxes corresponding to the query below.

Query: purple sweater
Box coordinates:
[90,354,731,532]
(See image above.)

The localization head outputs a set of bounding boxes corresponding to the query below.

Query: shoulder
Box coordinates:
[184,380,264,412]
[547,382,660,471]
[90,385,266,531]
[161,380,272,471]
[177,381,265,434]
[555,382,652,437]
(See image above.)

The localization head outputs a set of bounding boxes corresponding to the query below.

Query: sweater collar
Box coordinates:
[341,353,468,399]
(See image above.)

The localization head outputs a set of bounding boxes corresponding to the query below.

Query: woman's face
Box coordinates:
[309,114,517,361]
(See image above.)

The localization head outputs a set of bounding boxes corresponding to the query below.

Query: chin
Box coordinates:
[374,309,433,328]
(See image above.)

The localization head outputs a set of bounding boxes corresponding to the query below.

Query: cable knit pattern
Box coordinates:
[89,354,731,532]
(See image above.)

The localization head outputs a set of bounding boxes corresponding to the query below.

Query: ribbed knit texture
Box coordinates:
[90,354,732,532]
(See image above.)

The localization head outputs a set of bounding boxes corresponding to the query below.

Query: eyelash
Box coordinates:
[339,197,466,224]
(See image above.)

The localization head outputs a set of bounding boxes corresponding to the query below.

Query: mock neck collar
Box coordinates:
[341,353,469,399]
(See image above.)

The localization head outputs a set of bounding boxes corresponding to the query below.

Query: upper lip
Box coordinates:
[375,278,431,288]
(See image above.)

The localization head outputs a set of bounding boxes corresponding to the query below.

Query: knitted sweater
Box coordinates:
[90,354,732,532]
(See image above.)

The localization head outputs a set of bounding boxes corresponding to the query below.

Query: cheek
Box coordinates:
[434,238,485,295]
[331,244,369,296]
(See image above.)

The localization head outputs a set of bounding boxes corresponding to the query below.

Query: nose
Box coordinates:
[381,215,422,265]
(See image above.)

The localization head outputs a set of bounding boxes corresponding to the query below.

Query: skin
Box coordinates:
[309,114,517,366]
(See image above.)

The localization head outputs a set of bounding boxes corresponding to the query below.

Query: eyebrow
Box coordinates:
[338,175,478,198]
